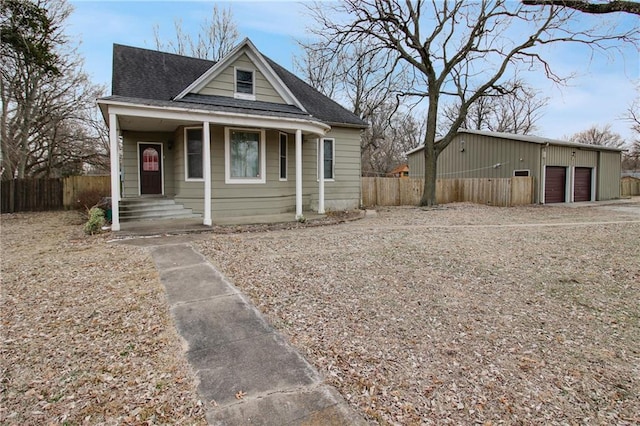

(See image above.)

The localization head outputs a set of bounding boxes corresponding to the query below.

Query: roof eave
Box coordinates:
[97,97,330,134]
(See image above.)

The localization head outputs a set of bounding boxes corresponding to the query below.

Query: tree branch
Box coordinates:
[522,0,640,15]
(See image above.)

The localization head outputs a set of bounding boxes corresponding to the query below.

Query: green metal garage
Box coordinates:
[407,129,622,204]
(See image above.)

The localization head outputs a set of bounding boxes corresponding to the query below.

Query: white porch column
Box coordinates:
[318,138,324,214]
[203,121,212,226]
[295,129,303,219]
[318,137,325,214]
[108,113,120,231]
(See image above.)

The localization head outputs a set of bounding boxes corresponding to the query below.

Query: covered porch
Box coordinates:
[99,98,332,231]
[114,211,328,237]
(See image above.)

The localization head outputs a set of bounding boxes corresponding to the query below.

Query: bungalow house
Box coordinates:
[98,38,366,231]
[407,129,622,204]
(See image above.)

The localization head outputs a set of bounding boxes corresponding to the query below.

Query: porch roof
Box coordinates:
[98,95,331,134]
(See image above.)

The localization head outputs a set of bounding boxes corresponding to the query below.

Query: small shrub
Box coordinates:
[84,207,105,235]
[75,189,108,211]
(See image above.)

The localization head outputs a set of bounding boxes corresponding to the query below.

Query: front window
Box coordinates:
[185,128,203,180]
[225,128,266,184]
[318,138,335,180]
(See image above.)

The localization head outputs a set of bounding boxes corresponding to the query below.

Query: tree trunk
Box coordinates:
[420,144,438,206]
[420,93,440,206]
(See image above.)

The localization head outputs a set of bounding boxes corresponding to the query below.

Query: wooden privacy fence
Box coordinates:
[621,177,640,197]
[362,177,534,207]
[62,175,111,208]
[1,178,64,213]
[1,176,111,213]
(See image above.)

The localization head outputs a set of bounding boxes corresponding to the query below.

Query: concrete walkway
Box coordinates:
[120,236,366,425]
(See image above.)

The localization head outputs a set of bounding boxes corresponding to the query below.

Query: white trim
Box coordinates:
[136,142,165,195]
[279,132,288,181]
[99,100,329,136]
[569,165,575,203]
[234,66,256,101]
[591,167,597,202]
[318,138,325,214]
[203,122,212,226]
[173,38,306,111]
[295,130,302,219]
[184,127,205,182]
[224,127,266,184]
[317,138,335,181]
[564,166,571,203]
[109,113,120,231]
[513,169,530,177]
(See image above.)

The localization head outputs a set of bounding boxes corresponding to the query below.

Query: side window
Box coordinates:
[279,133,288,181]
[185,128,203,180]
[318,138,335,180]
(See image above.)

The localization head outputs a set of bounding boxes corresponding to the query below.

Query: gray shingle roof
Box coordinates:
[112,44,213,100]
[264,57,367,128]
[110,44,367,128]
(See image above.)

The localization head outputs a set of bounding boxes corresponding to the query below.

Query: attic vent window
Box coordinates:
[235,68,255,99]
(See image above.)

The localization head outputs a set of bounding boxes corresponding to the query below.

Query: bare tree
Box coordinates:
[361,103,423,175]
[1,0,109,180]
[307,0,638,206]
[440,80,548,135]
[297,32,417,177]
[522,0,640,15]
[152,4,239,61]
[621,92,640,171]
[567,124,627,148]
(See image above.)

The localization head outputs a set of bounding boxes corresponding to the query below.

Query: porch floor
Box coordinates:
[115,212,326,237]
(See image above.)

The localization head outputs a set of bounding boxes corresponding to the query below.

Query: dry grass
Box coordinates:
[0,211,205,425]
[194,203,640,425]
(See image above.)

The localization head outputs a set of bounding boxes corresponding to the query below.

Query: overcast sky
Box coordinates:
[67,1,639,143]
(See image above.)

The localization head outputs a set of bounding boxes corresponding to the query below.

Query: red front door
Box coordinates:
[139,144,162,195]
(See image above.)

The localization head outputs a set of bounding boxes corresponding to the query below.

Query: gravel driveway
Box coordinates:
[195,202,640,425]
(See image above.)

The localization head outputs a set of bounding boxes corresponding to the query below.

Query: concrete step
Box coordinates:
[119,198,201,222]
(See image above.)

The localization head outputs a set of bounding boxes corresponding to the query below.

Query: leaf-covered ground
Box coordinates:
[1,211,206,425]
[195,203,640,425]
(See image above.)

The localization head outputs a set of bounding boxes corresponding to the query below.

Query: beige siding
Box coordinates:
[121,131,174,197]
[197,53,286,104]
[409,134,540,180]
[409,133,541,201]
[303,128,362,211]
[438,133,541,179]
[129,124,361,219]
[546,145,597,167]
[172,125,320,218]
[597,151,621,200]
[408,133,623,204]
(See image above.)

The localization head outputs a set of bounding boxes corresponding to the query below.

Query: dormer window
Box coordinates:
[235,68,255,100]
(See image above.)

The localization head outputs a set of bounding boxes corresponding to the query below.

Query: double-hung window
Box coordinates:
[185,128,203,180]
[318,138,335,180]
[225,128,266,184]
[235,68,255,100]
[279,133,288,181]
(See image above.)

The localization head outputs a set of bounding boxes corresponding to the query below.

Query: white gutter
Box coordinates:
[97,98,330,136]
